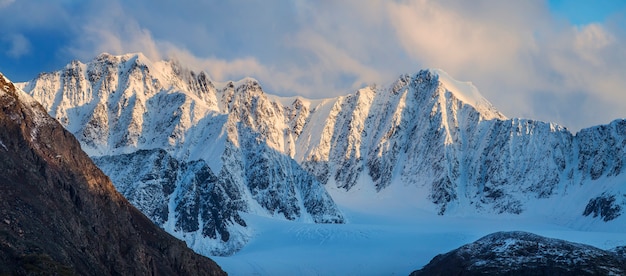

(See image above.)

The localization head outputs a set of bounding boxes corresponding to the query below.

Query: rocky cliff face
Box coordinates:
[0,73,226,275]
[410,231,626,275]
[20,53,626,255]
[93,149,249,253]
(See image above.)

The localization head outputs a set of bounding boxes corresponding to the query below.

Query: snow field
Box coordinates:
[213,176,626,275]
[213,205,625,276]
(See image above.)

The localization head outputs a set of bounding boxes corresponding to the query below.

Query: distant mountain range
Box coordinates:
[17,52,626,255]
[0,73,225,274]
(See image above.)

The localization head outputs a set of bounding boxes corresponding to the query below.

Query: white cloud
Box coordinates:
[388,0,524,72]
[4,33,30,58]
[66,2,162,62]
[0,0,14,9]
[573,24,615,66]
[289,29,384,90]
[164,46,322,98]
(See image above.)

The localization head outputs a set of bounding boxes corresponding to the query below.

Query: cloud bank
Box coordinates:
[0,0,625,131]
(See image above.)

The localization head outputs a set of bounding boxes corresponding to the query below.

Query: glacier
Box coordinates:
[18,53,626,260]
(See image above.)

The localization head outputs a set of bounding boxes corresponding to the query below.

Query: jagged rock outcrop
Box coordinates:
[410,231,626,276]
[0,73,226,275]
[583,192,624,221]
[93,148,249,256]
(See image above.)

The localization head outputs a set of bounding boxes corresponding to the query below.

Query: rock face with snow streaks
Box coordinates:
[93,149,249,255]
[21,53,626,254]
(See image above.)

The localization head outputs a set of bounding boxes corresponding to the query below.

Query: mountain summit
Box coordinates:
[19,53,626,255]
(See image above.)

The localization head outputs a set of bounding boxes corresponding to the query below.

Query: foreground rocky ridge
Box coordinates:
[410,231,626,275]
[20,53,626,254]
[0,73,225,275]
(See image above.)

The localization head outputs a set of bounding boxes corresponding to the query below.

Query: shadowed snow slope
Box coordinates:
[20,53,626,257]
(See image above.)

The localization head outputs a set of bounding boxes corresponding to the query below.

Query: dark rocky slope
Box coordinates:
[410,231,626,276]
[0,73,226,275]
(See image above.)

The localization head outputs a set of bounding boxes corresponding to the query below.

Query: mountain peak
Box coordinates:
[95,52,148,62]
[220,77,262,92]
[90,52,159,77]
[429,69,484,107]
[0,72,17,96]
[423,68,506,120]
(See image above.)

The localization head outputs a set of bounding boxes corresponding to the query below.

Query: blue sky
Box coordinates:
[548,0,626,25]
[0,0,625,131]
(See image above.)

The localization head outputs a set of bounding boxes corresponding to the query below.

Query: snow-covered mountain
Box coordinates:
[18,53,343,255]
[19,53,626,255]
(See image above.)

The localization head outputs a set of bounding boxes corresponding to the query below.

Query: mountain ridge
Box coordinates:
[17,52,346,255]
[19,53,626,255]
